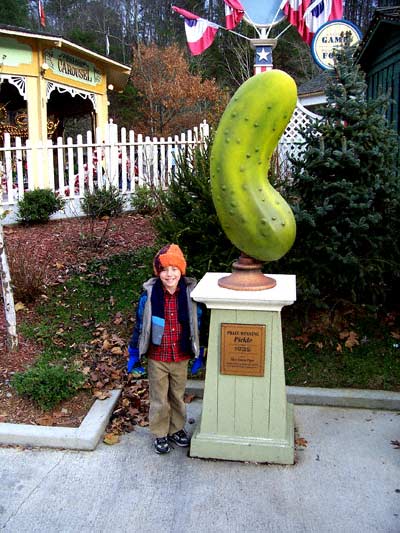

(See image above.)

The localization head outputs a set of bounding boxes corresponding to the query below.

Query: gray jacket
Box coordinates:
[130,277,201,359]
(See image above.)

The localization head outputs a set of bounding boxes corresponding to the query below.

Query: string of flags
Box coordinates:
[36,1,343,55]
[172,0,343,55]
[279,0,343,45]
[171,1,245,56]
[224,0,245,30]
[171,6,220,56]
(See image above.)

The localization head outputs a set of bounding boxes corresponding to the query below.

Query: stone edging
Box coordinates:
[0,389,121,450]
[1,385,399,451]
[186,380,400,411]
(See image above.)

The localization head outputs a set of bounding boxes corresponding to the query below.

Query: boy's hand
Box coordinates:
[190,347,206,376]
[127,347,145,376]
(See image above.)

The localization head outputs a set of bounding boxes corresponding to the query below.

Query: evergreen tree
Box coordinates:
[152,140,236,279]
[0,0,29,27]
[282,44,400,306]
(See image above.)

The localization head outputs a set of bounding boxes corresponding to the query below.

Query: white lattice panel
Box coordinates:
[279,101,321,164]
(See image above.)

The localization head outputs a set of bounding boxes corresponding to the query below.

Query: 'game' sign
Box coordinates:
[311,20,362,70]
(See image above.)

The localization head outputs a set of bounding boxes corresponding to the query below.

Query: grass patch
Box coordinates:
[15,246,157,409]
[282,304,400,391]
[20,246,156,359]
[15,245,400,406]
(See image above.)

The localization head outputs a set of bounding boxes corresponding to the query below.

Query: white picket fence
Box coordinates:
[0,120,210,221]
[0,104,320,223]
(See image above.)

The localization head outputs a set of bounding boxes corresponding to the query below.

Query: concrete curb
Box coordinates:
[186,380,400,411]
[0,389,121,451]
[1,384,399,451]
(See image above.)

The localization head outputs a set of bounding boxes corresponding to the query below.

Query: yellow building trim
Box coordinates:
[0,27,130,188]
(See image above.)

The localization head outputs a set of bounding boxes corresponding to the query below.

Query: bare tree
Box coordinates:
[0,180,18,352]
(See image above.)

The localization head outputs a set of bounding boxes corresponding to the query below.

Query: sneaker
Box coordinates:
[168,429,190,447]
[154,437,170,454]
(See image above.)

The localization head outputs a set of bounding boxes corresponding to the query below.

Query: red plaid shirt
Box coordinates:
[149,288,190,362]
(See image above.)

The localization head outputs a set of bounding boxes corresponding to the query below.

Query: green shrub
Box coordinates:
[278,45,400,306]
[17,189,65,224]
[81,185,125,219]
[11,362,85,410]
[130,185,158,215]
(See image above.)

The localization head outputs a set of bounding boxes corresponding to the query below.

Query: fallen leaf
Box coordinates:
[110,334,125,346]
[93,390,111,400]
[113,313,123,325]
[391,331,400,340]
[111,346,123,355]
[184,393,195,403]
[15,302,26,312]
[336,343,343,353]
[52,411,68,419]
[295,437,308,448]
[293,334,310,344]
[102,339,113,351]
[344,331,359,350]
[103,433,120,445]
[37,415,55,426]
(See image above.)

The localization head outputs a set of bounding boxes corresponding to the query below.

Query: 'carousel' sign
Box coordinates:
[44,49,103,86]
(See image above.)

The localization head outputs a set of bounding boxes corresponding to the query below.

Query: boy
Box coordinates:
[127,244,203,454]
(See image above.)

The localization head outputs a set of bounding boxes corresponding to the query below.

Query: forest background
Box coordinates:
[0,0,396,136]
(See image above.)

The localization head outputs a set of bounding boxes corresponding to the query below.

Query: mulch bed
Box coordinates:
[0,213,156,432]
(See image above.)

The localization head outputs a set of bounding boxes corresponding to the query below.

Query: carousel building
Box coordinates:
[0,24,130,145]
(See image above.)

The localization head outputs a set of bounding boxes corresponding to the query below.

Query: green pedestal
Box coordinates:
[190,273,296,465]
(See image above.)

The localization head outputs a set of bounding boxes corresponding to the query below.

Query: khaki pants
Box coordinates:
[147,358,189,438]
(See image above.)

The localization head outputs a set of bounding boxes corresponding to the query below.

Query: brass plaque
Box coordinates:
[220,323,266,377]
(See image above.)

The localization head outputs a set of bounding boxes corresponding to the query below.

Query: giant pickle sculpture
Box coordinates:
[210,69,297,262]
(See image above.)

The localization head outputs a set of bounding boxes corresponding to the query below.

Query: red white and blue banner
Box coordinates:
[279,0,343,44]
[172,6,219,55]
[38,0,46,27]
[224,0,245,30]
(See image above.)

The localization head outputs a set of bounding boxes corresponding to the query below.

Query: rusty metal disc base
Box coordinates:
[217,254,276,291]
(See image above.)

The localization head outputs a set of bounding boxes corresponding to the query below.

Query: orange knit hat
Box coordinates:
[153,244,187,276]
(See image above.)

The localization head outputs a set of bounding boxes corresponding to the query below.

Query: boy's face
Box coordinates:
[159,266,182,294]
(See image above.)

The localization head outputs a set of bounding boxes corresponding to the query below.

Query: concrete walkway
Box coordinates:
[1,399,399,533]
